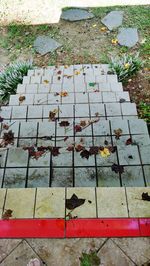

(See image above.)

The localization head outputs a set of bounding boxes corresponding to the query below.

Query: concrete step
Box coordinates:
[0,102,138,121]
[9,91,130,106]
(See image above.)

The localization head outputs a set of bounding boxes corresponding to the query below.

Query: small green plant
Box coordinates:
[0,61,33,101]
[139,102,150,124]
[109,53,143,83]
[79,251,100,266]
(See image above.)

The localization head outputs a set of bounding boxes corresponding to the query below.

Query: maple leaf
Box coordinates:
[126,138,133,145]
[89,146,99,155]
[2,209,13,220]
[0,116,4,122]
[80,120,87,127]
[75,125,82,133]
[66,194,85,210]
[60,91,68,97]
[57,70,62,75]
[2,123,9,130]
[142,192,150,201]
[51,147,60,156]
[3,130,14,145]
[80,149,90,159]
[75,144,84,152]
[66,145,74,151]
[111,164,124,174]
[108,146,117,153]
[59,121,70,127]
[99,148,110,158]
[19,95,26,103]
[114,128,123,139]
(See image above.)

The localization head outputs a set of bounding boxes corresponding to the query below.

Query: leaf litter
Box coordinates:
[66,194,85,210]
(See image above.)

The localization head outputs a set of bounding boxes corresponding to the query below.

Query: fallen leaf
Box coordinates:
[126,138,133,145]
[51,147,60,156]
[49,109,58,121]
[111,164,124,174]
[2,123,9,130]
[89,82,96,87]
[142,192,150,201]
[2,130,14,146]
[119,98,126,103]
[57,70,62,75]
[75,144,84,152]
[0,116,4,122]
[104,140,108,145]
[43,79,49,84]
[57,76,61,80]
[114,128,123,139]
[60,91,68,97]
[66,145,74,151]
[80,149,90,159]
[89,146,99,155]
[111,39,118,45]
[108,146,117,153]
[59,121,70,127]
[80,120,87,127]
[99,147,110,158]
[74,70,81,75]
[66,194,85,210]
[75,125,82,133]
[100,26,107,32]
[64,136,69,142]
[128,155,133,159]
[19,96,26,103]
[2,209,13,220]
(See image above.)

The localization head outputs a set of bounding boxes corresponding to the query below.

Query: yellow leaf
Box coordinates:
[74,70,81,75]
[99,148,110,158]
[92,24,97,27]
[124,63,130,69]
[100,27,107,32]
[43,79,49,84]
[60,91,68,97]
[111,39,118,45]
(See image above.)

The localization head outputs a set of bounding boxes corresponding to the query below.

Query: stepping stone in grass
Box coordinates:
[101,11,124,31]
[33,36,62,55]
[117,28,139,48]
[61,8,94,22]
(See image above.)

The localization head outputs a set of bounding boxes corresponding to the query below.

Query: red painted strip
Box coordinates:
[139,218,150,237]
[66,218,140,238]
[0,219,65,238]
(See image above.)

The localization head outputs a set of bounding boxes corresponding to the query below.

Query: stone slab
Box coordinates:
[34,36,62,56]
[117,28,139,48]
[61,8,94,21]
[0,189,6,218]
[101,11,124,30]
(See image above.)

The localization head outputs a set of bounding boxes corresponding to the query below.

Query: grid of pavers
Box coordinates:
[0,64,150,189]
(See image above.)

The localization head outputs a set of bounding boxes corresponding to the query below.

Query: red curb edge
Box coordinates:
[0,218,149,238]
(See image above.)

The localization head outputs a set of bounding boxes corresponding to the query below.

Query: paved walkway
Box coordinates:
[0,237,150,265]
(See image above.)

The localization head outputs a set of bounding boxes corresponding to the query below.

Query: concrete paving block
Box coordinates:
[129,119,149,135]
[74,167,96,187]
[112,135,131,148]
[43,105,59,120]
[93,136,112,146]
[102,92,116,103]
[110,82,123,92]
[111,119,129,135]
[4,188,36,218]
[28,106,43,119]
[66,187,96,218]
[97,187,128,217]
[51,167,73,187]
[9,95,20,106]
[132,134,150,147]
[74,150,95,167]
[27,69,35,76]
[35,188,65,218]
[20,94,34,105]
[95,75,107,83]
[121,166,145,187]
[6,148,28,167]
[12,106,27,120]
[19,121,38,138]
[26,84,38,94]
[118,146,141,165]
[17,84,26,94]
[0,106,12,120]
[139,145,150,164]
[38,84,50,93]
[105,103,122,116]
[75,93,88,104]
[96,150,118,166]
[59,105,74,118]
[115,91,130,102]
[107,75,118,83]
[28,168,50,188]
[90,103,105,118]
[126,187,150,217]
[34,68,44,76]
[93,120,110,136]
[97,167,120,187]
[34,94,48,105]
[0,150,8,168]
[0,189,6,218]
[47,93,61,105]
[143,165,150,186]
[61,92,75,104]
[88,92,103,103]
[41,75,52,84]
[30,75,42,84]
[56,119,73,136]
[121,103,137,116]
[74,104,90,117]
[52,148,73,167]
[3,168,27,188]
[23,76,30,84]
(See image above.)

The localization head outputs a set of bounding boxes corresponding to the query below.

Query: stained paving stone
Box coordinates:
[74,167,96,187]
[35,188,65,218]
[51,167,73,187]
[92,120,110,136]
[0,106,12,120]
[6,148,28,167]
[28,168,50,188]
[139,145,150,164]
[33,36,62,56]
[19,121,38,138]
[74,150,95,167]
[129,119,149,135]
[97,167,120,187]
[101,11,124,31]
[3,168,27,188]
[61,9,94,21]
[143,165,150,186]
[96,150,118,166]
[132,134,150,146]
[97,187,128,217]
[113,238,150,266]
[118,146,141,166]
[93,136,112,146]
[66,187,96,218]
[26,84,38,94]
[90,103,105,117]
[112,135,131,148]
[117,28,139,48]
[89,93,103,103]
[98,239,135,266]
[12,106,27,120]
[126,187,150,217]
[0,239,23,263]
[0,149,7,168]
[121,166,145,187]
[29,152,50,167]
[111,118,129,135]
[28,105,43,120]
[52,148,73,167]
[105,103,122,116]
[121,103,137,116]
[0,240,43,266]
[4,188,36,218]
